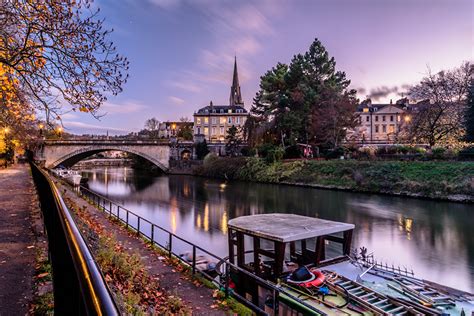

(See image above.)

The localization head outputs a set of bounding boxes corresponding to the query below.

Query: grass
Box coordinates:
[194,158,474,201]
[65,187,252,315]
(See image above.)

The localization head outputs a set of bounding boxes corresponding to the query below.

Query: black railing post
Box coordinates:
[150,225,154,243]
[192,245,196,275]
[168,234,172,257]
[137,217,141,236]
[117,206,120,219]
[224,263,230,298]
[126,211,129,229]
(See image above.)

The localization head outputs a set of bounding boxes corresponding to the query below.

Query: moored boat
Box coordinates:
[226,213,473,315]
[51,168,82,186]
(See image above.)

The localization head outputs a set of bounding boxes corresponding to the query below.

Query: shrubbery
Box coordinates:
[193,157,474,201]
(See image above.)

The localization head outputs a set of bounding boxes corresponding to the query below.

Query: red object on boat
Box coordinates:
[300,269,325,288]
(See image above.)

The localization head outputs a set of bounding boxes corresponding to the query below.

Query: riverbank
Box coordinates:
[56,180,250,315]
[194,157,474,203]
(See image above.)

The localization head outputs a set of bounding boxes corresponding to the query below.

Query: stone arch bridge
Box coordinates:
[37,139,195,172]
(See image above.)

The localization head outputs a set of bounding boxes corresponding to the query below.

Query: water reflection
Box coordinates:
[81,167,474,292]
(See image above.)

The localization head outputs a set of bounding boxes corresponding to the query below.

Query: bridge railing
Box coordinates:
[30,164,119,315]
[43,138,171,145]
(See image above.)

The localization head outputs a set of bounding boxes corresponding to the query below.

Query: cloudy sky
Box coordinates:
[62,0,473,135]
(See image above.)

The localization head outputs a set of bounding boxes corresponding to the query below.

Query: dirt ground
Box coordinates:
[57,181,227,315]
[0,164,38,315]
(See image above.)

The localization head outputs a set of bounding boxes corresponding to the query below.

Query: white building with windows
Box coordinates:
[193,57,249,144]
[348,100,414,144]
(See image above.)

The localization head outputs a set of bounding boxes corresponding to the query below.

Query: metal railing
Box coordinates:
[30,164,119,315]
[75,184,325,315]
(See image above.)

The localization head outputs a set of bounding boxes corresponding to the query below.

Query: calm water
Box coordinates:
[81,166,474,293]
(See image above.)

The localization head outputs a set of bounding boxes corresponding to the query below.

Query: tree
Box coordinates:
[465,79,474,142]
[144,117,160,137]
[310,87,359,147]
[177,116,193,140]
[250,38,354,149]
[225,125,242,156]
[0,0,129,123]
[408,62,473,147]
[195,139,209,160]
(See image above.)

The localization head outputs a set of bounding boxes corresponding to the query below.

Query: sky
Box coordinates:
[62,0,473,135]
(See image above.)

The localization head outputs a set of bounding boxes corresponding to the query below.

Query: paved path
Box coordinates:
[0,164,37,315]
[58,182,226,315]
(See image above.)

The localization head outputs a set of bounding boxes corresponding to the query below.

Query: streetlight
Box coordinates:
[3,127,9,134]
[404,115,411,123]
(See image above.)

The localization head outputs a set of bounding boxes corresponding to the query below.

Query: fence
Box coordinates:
[75,184,325,315]
[30,163,119,315]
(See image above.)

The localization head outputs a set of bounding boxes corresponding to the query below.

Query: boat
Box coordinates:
[51,168,82,186]
[226,213,474,315]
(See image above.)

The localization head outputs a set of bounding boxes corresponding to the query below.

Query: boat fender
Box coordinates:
[317,285,330,295]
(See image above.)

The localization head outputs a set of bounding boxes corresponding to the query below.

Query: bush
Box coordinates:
[431,147,446,159]
[324,147,345,159]
[265,146,285,164]
[257,143,277,158]
[284,145,302,159]
[240,146,256,157]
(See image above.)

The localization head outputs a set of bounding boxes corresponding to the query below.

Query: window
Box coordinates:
[212,117,217,124]
[228,109,232,113]
[366,116,369,122]
[212,127,216,135]
[236,117,240,124]
[220,117,226,124]
[375,125,379,133]
[204,127,209,135]
[375,116,379,122]
[363,108,369,113]
[220,127,224,134]
[390,115,394,122]
[204,117,209,124]
[389,125,395,133]
[382,125,386,133]
[382,115,386,122]
[196,117,201,124]
[220,109,224,113]
[197,127,201,134]
[228,117,232,124]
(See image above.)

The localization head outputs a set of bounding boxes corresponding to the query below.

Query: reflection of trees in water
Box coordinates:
[131,169,156,191]
[83,168,474,289]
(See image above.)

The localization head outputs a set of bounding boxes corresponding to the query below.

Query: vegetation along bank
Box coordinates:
[194,157,474,203]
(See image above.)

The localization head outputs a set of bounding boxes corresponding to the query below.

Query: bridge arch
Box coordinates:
[48,145,169,172]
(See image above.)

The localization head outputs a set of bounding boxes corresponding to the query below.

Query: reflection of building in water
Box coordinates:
[398,214,413,240]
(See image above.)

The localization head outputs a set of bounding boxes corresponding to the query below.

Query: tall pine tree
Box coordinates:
[250,38,357,148]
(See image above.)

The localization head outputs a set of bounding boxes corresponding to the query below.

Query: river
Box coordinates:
[80,166,474,293]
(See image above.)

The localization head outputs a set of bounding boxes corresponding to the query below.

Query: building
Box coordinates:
[348,99,413,144]
[193,57,249,143]
[158,121,193,139]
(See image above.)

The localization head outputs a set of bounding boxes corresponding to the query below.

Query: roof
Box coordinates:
[195,105,248,115]
[227,213,355,243]
[357,103,406,112]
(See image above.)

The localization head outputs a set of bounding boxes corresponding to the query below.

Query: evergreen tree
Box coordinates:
[225,126,242,156]
[195,139,209,160]
[465,80,474,142]
[250,38,355,148]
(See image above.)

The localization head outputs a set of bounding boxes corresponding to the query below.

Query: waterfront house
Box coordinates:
[193,57,249,149]
[348,99,413,144]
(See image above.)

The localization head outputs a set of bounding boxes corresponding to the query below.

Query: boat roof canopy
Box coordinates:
[227,213,355,243]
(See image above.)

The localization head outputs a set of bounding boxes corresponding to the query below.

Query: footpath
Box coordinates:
[56,181,228,315]
[0,164,40,315]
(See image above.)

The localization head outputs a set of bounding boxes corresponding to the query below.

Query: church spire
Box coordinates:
[229,56,243,106]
